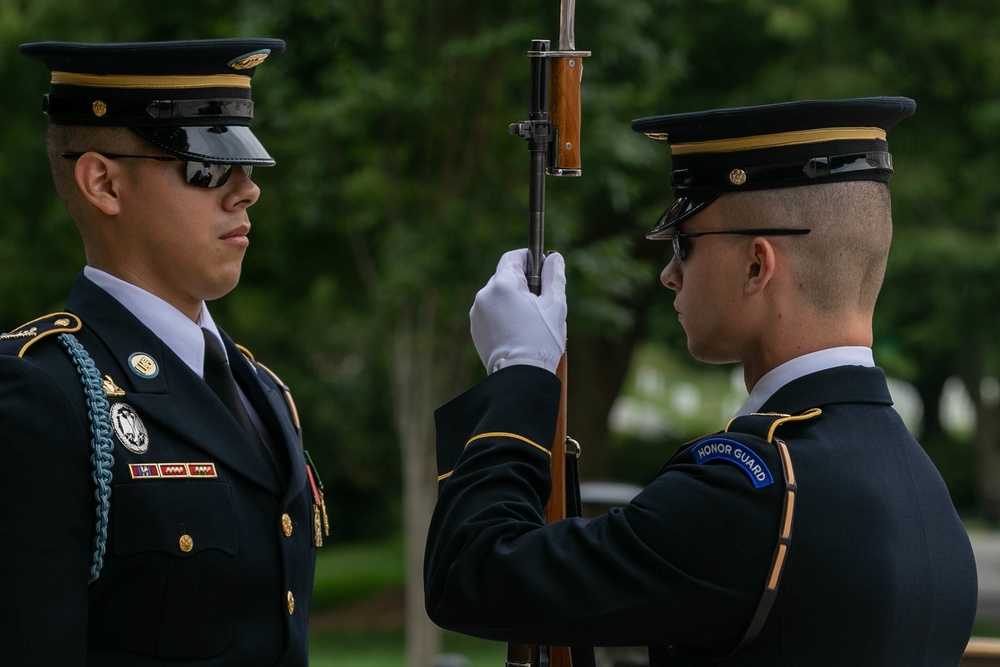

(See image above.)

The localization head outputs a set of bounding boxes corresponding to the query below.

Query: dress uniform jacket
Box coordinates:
[424,363,978,665]
[0,274,316,666]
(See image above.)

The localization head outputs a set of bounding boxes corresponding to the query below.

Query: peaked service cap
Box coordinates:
[631,96,916,239]
[19,38,285,165]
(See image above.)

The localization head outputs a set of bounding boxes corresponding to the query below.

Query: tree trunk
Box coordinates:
[568,330,641,480]
[566,259,659,482]
[390,311,444,667]
[974,396,1000,525]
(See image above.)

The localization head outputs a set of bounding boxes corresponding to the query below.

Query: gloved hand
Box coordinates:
[471,248,567,375]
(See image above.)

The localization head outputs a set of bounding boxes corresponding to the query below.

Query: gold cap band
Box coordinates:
[50,71,251,89]
[668,127,888,155]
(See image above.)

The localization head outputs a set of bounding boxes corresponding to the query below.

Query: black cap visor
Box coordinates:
[132,124,274,165]
[646,194,720,240]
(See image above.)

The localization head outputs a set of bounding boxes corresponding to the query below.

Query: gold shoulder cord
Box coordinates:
[233,344,302,437]
[728,407,821,652]
[240,348,328,546]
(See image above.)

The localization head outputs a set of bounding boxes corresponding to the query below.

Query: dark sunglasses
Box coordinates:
[61,151,252,188]
[669,227,811,263]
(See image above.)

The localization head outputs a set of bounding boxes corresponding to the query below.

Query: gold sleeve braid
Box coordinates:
[437,431,552,482]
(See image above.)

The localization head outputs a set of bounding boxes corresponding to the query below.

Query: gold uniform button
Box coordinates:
[281,513,293,537]
[287,590,295,615]
[179,534,194,553]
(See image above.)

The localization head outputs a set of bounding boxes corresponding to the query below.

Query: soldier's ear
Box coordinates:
[74,152,124,216]
[744,237,776,295]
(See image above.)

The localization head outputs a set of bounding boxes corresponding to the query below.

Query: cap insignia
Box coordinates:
[228,49,271,71]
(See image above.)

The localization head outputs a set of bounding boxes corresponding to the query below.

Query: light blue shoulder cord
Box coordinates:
[58,333,114,583]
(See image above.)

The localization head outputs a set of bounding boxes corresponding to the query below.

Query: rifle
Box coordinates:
[506,2,589,666]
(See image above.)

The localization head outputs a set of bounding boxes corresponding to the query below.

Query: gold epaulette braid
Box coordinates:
[1,312,82,357]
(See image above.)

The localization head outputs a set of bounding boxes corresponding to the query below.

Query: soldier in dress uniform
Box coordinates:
[424,97,979,665]
[0,39,326,666]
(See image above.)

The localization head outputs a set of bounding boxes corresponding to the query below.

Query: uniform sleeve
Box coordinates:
[424,365,784,651]
[0,355,94,664]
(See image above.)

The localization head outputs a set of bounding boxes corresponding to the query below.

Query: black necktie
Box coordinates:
[202,328,271,459]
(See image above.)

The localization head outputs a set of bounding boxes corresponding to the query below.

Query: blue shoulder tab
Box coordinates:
[691,437,774,489]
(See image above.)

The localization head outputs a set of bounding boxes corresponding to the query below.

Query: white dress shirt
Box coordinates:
[84,266,225,378]
[735,346,875,416]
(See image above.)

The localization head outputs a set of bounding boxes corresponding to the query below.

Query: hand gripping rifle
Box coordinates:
[506,2,589,666]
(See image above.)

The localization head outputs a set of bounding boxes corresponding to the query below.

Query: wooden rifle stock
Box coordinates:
[504,359,572,665]
[544,355,573,667]
[505,4,588,665]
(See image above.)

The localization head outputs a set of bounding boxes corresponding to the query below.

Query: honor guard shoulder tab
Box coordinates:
[0,312,82,358]
[669,407,822,661]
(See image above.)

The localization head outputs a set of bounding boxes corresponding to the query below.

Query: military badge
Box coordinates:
[103,375,125,397]
[110,402,149,454]
[228,49,270,70]
[129,462,218,479]
[128,352,159,378]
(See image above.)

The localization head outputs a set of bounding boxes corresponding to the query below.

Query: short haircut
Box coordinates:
[717,181,892,316]
[45,125,146,223]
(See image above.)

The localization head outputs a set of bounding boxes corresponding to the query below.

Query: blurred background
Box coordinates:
[3,0,1000,664]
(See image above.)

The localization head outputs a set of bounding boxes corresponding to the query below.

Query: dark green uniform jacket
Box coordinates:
[424,363,977,665]
[0,274,316,666]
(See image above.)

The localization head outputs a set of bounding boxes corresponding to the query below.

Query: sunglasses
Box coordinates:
[669,227,811,263]
[61,151,252,188]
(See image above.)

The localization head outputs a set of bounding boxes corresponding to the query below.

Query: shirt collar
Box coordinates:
[83,266,223,376]
[735,346,875,416]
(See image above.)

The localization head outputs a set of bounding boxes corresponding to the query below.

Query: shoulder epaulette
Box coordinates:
[235,343,255,362]
[725,407,823,443]
[256,360,302,434]
[235,343,302,436]
[672,406,823,662]
[0,316,113,582]
[0,312,82,358]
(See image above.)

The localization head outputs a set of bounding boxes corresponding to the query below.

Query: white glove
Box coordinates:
[471,248,567,374]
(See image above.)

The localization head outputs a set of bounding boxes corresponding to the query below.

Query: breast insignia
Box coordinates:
[103,375,125,397]
[128,352,159,379]
[110,403,149,454]
[129,462,218,479]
